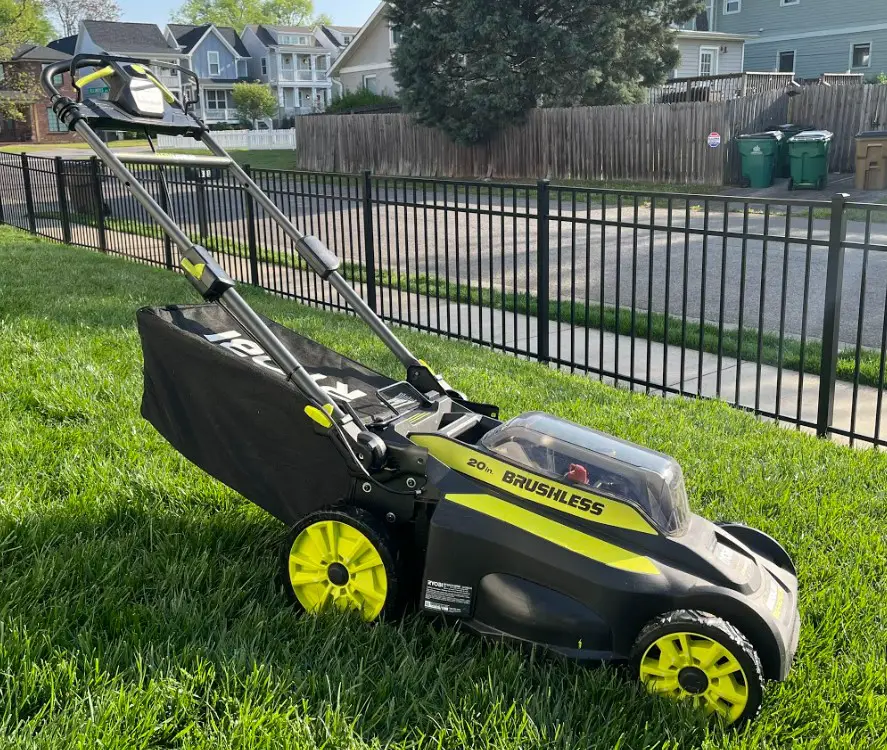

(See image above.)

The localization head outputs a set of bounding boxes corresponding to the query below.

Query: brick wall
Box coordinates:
[0,61,80,144]
[26,62,80,144]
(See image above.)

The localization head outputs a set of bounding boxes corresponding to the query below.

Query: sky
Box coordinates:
[114,0,379,29]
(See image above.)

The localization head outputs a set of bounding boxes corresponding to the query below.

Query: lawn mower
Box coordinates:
[42,56,800,725]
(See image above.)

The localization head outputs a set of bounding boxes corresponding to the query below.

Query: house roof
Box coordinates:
[266,25,315,34]
[329,2,389,75]
[9,44,72,63]
[167,23,249,56]
[217,26,250,56]
[47,35,77,56]
[320,26,341,47]
[249,25,278,47]
[167,23,205,51]
[249,24,320,47]
[82,20,178,54]
[328,26,360,33]
[675,30,749,42]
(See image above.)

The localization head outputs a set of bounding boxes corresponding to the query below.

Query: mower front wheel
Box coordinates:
[281,507,399,622]
[630,610,764,726]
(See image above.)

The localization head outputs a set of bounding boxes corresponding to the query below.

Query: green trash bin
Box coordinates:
[736,131,783,188]
[787,130,833,190]
[771,123,809,178]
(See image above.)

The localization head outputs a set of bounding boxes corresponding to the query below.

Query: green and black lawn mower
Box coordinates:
[43,56,801,726]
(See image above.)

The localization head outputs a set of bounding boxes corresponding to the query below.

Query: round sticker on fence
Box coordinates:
[707,132,721,148]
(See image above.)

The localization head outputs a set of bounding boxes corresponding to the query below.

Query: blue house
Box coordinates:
[700,0,885,80]
[165,24,252,124]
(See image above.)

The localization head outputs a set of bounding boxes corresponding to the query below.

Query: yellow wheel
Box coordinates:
[282,508,397,622]
[631,610,764,725]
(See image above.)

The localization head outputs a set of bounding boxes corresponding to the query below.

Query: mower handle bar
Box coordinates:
[38,59,459,445]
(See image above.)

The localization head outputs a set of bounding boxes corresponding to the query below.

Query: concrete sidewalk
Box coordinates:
[38,219,887,446]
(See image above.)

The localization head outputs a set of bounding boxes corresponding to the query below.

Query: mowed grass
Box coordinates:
[1,227,886,748]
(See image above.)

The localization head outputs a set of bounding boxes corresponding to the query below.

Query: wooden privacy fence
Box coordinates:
[296,91,788,185]
[647,72,793,103]
[788,85,887,173]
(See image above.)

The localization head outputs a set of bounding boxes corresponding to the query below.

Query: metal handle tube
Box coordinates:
[118,153,232,167]
[69,121,353,426]
[199,131,421,370]
[218,288,351,422]
[72,120,195,252]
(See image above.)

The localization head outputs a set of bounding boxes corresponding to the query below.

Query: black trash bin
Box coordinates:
[64,160,111,218]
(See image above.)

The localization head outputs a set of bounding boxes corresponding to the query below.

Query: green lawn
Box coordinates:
[1,227,886,748]
[0,139,149,153]
[159,148,299,171]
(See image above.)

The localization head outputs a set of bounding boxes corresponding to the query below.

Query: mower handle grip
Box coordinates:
[42,54,202,113]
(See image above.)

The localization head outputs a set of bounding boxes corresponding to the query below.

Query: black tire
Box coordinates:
[630,610,764,726]
[280,506,399,622]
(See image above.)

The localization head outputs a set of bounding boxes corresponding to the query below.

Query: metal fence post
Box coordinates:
[21,153,37,233]
[536,179,551,364]
[244,164,259,286]
[816,193,849,438]
[89,157,107,252]
[54,156,71,245]
[157,168,174,270]
[361,169,378,313]
[195,174,209,240]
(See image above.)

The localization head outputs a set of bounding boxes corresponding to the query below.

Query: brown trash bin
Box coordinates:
[64,160,111,218]
[854,131,887,191]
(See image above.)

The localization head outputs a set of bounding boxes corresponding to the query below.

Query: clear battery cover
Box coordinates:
[478,412,690,534]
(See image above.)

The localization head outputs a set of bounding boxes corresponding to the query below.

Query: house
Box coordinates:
[71,21,185,101]
[672,29,748,78]
[323,25,360,48]
[164,24,251,124]
[327,3,399,97]
[0,44,78,144]
[703,0,884,79]
[240,24,338,120]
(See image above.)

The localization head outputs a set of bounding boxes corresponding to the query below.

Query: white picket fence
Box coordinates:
[156,129,297,151]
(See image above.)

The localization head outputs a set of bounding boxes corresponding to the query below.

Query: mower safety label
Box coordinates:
[424,580,472,616]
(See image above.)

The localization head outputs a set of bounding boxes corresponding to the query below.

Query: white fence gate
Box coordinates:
[156,129,297,151]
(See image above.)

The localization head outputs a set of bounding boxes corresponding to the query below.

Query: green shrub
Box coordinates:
[326,89,399,114]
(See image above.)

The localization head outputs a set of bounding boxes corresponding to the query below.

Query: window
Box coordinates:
[343,34,352,44]
[362,74,378,93]
[315,55,328,71]
[851,43,872,68]
[724,0,740,13]
[778,50,795,73]
[699,47,718,76]
[389,24,402,47]
[207,50,220,76]
[279,34,309,45]
[261,57,268,75]
[205,90,227,109]
[46,108,65,132]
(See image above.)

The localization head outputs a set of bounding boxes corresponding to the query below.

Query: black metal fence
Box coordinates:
[2,151,887,447]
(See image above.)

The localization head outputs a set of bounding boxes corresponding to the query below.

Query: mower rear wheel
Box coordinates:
[630,610,764,725]
[282,507,398,622]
